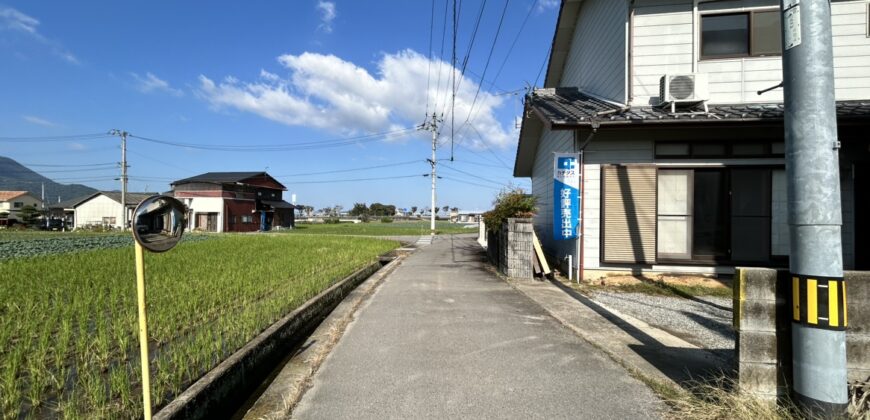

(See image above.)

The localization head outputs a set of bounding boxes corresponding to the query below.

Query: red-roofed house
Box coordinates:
[171,172,296,232]
[0,191,43,225]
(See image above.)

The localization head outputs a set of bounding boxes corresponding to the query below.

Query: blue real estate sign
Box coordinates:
[553,152,581,240]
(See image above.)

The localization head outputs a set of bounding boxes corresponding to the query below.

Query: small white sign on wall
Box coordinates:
[784,6,802,50]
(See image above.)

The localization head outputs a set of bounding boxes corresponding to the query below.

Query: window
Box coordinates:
[13,202,23,208]
[656,168,775,263]
[241,215,253,223]
[654,141,784,159]
[701,10,782,59]
[102,216,116,225]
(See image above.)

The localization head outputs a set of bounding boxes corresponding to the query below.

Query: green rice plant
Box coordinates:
[1,234,397,418]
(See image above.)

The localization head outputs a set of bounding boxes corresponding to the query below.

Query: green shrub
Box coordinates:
[482,188,537,233]
[380,217,393,223]
[324,217,341,224]
[360,214,371,223]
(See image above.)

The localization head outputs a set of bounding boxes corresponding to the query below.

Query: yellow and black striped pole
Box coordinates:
[792,275,848,330]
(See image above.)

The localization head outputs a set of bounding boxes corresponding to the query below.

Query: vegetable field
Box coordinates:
[0,234,398,419]
[0,232,211,261]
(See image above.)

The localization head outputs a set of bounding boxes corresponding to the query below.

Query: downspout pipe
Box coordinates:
[781,0,847,415]
[574,120,599,282]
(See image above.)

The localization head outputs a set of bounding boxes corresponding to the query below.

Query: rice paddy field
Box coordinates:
[0,234,398,419]
[290,220,473,236]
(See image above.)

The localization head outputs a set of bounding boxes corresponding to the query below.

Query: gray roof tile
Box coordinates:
[528,87,870,127]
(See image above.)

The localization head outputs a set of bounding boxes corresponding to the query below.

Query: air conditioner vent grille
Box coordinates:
[669,75,695,100]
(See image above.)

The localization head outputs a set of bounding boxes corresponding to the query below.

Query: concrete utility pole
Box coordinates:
[111,129,129,230]
[780,0,848,415]
[422,113,441,236]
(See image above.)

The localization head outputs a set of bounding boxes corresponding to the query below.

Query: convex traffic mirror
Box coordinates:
[132,195,187,252]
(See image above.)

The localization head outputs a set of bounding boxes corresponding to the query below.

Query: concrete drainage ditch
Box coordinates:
[153,251,407,420]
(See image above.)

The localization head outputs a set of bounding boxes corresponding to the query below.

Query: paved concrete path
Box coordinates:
[293,235,663,419]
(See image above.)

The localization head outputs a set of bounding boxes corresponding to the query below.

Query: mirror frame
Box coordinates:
[131,195,187,253]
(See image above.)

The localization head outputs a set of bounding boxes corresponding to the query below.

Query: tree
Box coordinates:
[441,205,449,213]
[18,205,40,226]
[332,205,343,216]
[411,206,418,214]
[450,207,459,212]
[483,188,537,232]
[350,203,369,216]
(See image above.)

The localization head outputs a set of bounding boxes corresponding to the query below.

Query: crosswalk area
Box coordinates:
[414,235,434,247]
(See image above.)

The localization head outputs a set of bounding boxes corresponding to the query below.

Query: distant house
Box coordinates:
[48,195,93,228]
[73,192,156,229]
[0,191,43,224]
[171,172,295,232]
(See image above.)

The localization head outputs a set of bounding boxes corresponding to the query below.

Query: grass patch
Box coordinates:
[288,220,471,236]
[596,281,733,299]
[661,377,805,420]
[0,234,397,419]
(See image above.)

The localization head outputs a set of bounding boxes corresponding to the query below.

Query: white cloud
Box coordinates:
[197,49,514,150]
[316,1,336,33]
[66,142,86,151]
[0,6,38,33]
[536,0,560,12]
[0,6,79,64]
[21,115,56,127]
[130,72,184,96]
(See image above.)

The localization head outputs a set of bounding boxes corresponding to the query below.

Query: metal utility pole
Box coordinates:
[111,129,129,230]
[780,0,847,415]
[422,113,441,236]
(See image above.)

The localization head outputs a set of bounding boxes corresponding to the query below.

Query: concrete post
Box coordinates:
[780,0,848,414]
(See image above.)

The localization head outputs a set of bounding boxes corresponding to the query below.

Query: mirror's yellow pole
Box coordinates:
[135,242,153,420]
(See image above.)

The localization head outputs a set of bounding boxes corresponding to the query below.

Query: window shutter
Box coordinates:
[601,165,657,264]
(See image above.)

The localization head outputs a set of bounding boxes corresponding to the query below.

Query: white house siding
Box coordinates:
[631,0,870,105]
[530,128,576,263]
[74,195,124,229]
[182,197,224,232]
[632,0,694,105]
[561,0,628,102]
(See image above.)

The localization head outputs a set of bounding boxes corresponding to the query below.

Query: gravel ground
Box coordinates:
[589,291,735,364]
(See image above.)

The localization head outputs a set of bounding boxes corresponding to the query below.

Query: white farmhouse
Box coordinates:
[73,192,156,229]
[514,0,870,278]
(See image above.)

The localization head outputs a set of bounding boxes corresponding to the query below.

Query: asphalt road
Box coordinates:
[293,234,663,419]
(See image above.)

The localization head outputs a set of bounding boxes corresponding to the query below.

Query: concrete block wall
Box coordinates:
[734,268,870,399]
[498,218,534,279]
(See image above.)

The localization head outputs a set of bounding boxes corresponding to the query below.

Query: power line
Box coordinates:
[282,174,425,185]
[128,127,417,152]
[273,160,422,177]
[440,164,510,187]
[440,175,502,190]
[18,162,116,167]
[0,133,111,142]
[465,0,510,127]
[432,0,450,115]
[489,0,538,91]
[424,0,436,120]
[534,45,552,88]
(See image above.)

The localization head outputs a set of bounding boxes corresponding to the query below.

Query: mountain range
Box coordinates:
[0,156,98,204]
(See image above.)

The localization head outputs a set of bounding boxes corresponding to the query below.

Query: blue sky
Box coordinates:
[0,1,558,211]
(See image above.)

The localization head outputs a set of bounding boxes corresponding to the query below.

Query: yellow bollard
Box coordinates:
[135,242,153,420]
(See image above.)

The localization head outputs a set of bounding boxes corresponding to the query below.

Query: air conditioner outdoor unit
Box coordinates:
[659,73,709,113]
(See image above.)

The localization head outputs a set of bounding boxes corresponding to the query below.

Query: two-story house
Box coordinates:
[171,172,296,232]
[514,0,870,279]
[0,191,43,225]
